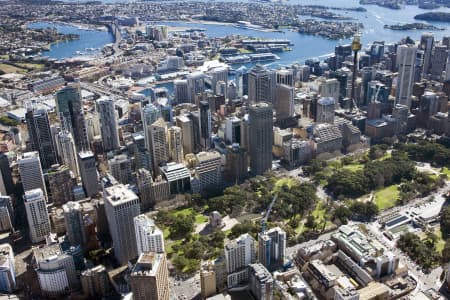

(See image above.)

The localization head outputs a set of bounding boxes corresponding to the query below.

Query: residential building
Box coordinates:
[168,126,183,163]
[134,214,165,256]
[224,233,256,288]
[24,189,50,243]
[81,265,110,298]
[63,201,86,248]
[249,263,274,300]
[148,118,168,175]
[258,227,286,271]
[56,131,79,179]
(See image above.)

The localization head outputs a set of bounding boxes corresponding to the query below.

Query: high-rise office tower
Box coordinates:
[446,51,450,81]
[248,103,273,176]
[129,252,170,300]
[0,196,13,232]
[224,233,256,288]
[187,72,205,104]
[18,152,47,198]
[142,103,160,152]
[136,168,154,211]
[334,44,352,70]
[430,44,448,79]
[63,201,86,247]
[275,84,295,121]
[258,227,286,272]
[176,115,194,155]
[168,126,183,163]
[209,66,229,95]
[24,188,51,243]
[199,101,211,151]
[316,97,335,124]
[174,79,189,104]
[134,214,165,256]
[0,244,16,293]
[148,118,168,174]
[25,108,57,169]
[248,65,276,104]
[420,32,434,77]
[225,117,241,145]
[131,132,151,171]
[55,84,89,151]
[96,97,120,152]
[78,151,99,197]
[396,45,417,108]
[189,112,202,154]
[104,184,140,265]
[276,69,294,87]
[224,144,248,184]
[195,151,222,192]
[33,243,78,297]
[56,131,79,178]
[108,154,132,185]
[47,164,74,205]
[0,153,14,195]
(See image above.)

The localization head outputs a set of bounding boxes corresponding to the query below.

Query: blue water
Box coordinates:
[28,22,114,59]
[29,0,450,66]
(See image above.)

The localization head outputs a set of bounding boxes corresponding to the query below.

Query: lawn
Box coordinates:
[171,207,208,225]
[374,185,399,210]
[342,163,363,172]
[15,63,45,70]
[0,63,25,74]
[441,167,450,177]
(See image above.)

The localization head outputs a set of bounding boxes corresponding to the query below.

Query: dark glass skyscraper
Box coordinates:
[25,108,57,170]
[56,84,89,151]
[249,103,273,176]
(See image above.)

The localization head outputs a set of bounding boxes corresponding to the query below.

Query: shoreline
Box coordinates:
[159,19,280,33]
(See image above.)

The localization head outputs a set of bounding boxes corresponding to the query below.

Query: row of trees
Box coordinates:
[397,232,441,271]
[397,140,450,167]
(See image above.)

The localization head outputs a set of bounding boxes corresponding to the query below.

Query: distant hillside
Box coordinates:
[414,12,450,22]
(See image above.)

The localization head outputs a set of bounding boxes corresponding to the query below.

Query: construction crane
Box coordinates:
[261,193,278,232]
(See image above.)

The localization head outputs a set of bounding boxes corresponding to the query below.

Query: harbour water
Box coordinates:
[28,22,114,59]
[30,0,450,66]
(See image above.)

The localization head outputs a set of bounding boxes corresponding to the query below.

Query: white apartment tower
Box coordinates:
[24,188,51,243]
[134,214,165,256]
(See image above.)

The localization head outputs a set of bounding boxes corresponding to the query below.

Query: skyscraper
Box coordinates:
[134,214,165,256]
[316,97,335,124]
[63,201,86,247]
[129,252,170,300]
[224,233,256,288]
[78,151,99,197]
[167,126,183,163]
[199,101,211,151]
[55,84,89,151]
[396,44,417,108]
[148,118,168,174]
[275,84,295,121]
[47,164,74,205]
[56,131,79,178]
[248,103,273,176]
[25,108,57,169]
[0,244,16,293]
[195,151,222,192]
[18,152,47,198]
[142,103,160,153]
[258,227,286,272]
[248,263,274,300]
[0,153,14,195]
[174,79,189,104]
[104,184,140,265]
[176,115,194,155]
[187,72,205,104]
[24,188,51,243]
[248,65,276,104]
[96,97,120,152]
[420,32,434,77]
[108,154,132,185]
